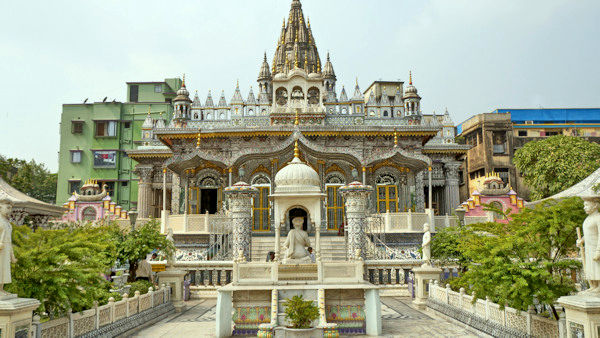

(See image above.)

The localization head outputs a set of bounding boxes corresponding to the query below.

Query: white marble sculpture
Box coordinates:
[421,222,431,265]
[166,228,175,267]
[577,198,600,293]
[283,217,312,263]
[0,199,16,294]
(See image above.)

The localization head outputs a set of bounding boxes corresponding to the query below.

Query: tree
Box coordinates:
[431,225,471,273]
[513,135,600,200]
[113,220,174,282]
[0,155,57,204]
[6,224,117,317]
[436,197,585,315]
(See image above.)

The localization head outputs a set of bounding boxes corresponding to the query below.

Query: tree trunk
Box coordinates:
[128,260,138,283]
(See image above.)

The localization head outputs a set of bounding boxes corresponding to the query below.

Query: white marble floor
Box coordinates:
[132,297,481,337]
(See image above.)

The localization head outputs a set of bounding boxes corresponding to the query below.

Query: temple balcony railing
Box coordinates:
[367,211,489,233]
[165,213,231,234]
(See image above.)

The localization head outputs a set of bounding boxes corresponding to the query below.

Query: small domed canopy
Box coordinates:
[273,142,321,195]
[174,76,192,102]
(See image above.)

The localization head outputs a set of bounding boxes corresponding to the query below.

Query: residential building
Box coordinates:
[457,108,600,201]
[56,78,182,211]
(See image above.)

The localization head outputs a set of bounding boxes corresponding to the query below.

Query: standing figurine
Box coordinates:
[421,222,431,265]
[577,198,600,293]
[0,199,17,294]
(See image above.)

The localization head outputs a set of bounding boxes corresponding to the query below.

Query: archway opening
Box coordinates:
[288,208,308,231]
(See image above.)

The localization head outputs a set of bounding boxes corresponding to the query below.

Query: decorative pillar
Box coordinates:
[362,167,367,184]
[224,182,258,262]
[444,162,461,214]
[171,172,181,214]
[428,166,433,209]
[135,166,154,219]
[415,171,425,212]
[161,168,168,233]
[339,181,373,260]
[228,167,233,187]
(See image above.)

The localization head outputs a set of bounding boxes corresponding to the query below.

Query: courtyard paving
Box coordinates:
[132,297,481,337]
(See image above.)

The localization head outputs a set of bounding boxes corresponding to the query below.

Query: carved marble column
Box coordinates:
[171,172,180,214]
[444,162,461,214]
[135,166,154,219]
[340,181,373,261]
[415,171,425,212]
[224,182,258,262]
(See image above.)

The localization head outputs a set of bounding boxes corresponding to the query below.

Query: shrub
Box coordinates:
[127,280,154,298]
[283,295,319,329]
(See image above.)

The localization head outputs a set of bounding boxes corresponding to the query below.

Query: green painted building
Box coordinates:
[56,78,182,210]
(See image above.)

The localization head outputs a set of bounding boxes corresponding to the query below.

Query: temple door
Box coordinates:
[252,186,270,231]
[377,185,399,213]
[326,185,344,231]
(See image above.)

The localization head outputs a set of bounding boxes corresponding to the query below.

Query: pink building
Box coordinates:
[461,173,524,223]
[62,179,129,222]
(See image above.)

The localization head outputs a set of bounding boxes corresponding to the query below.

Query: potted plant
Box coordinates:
[282,295,320,337]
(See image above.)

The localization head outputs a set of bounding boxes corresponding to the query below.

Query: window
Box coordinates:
[95,121,117,137]
[70,150,82,163]
[93,150,117,168]
[121,181,128,187]
[495,168,510,185]
[377,185,398,213]
[383,110,389,117]
[154,84,162,93]
[492,131,507,154]
[326,185,345,230]
[71,121,84,134]
[130,85,139,102]
[97,181,115,196]
[124,122,131,129]
[252,186,270,231]
[518,130,527,137]
[69,181,81,194]
[546,131,559,136]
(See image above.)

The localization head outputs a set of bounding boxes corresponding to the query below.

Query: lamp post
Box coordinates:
[129,208,138,232]
[454,207,466,226]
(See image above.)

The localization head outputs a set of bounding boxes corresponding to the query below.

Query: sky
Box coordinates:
[1,0,599,172]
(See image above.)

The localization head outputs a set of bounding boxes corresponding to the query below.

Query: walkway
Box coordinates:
[132,297,481,337]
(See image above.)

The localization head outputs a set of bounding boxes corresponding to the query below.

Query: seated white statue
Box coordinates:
[283,217,312,264]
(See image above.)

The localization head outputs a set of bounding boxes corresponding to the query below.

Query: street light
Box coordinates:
[129,208,138,232]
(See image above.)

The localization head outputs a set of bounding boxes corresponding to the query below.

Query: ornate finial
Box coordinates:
[282,17,286,27]
[196,129,201,148]
[294,140,300,158]
[294,49,299,68]
[394,129,398,148]
[317,60,321,72]
[304,53,308,70]
[182,73,186,87]
[409,71,412,85]
[236,79,239,88]
[147,105,151,116]
[355,77,359,86]
[307,17,310,27]
[294,110,299,125]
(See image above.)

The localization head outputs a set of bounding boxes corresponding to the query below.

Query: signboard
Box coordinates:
[93,151,116,168]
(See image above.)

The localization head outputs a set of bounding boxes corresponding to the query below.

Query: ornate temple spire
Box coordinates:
[258,52,271,80]
[230,80,244,105]
[271,0,322,75]
[218,90,228,107]
[351,78,363,101]
[339,86,348,102]
[323,52,335,79]
[247,86,257,104]
[205,90,214,107]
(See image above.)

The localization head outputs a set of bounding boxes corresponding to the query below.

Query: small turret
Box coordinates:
[172,75,192,128]
[403,71,421,116]
[257,52,272,103]
[323,52,336,102]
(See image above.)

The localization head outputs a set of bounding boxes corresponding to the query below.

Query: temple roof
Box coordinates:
[272,0,322,75]
[0,177,65,217]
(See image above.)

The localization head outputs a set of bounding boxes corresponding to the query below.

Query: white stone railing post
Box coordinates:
[224,182,258,262]
[32,315,41,338]
[558,310,566,338]
[526,305,535,335]
[485,296,490,320]
[123,293,129,317]
[149,287,155,308]
[108,297,115,323]
[68,308,74,338]
[407,209,413,231]
[134,291,141,313]
[445,284,450,304]
[94,301,99,330]
[459,288,465,308]
[471,292,477,314]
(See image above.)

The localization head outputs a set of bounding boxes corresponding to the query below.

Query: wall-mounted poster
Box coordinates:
[93,150,116,168]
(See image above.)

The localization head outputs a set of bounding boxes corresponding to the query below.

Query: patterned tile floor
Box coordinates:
[132,297,482,337]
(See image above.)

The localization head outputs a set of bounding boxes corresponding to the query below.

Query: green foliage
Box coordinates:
[431,226,470,271]
[6,224,118,317]
[434,197,585,312]
[283,295,320,329]
[127,280,153,297]
[513,135,600,200]
[113,219,174,281]
[0,155,57,204]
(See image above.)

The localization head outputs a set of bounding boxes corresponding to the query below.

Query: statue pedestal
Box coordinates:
[0,293,40,337]
[157,269,187,312]
[558,293,600,337]
[412,265,441,310]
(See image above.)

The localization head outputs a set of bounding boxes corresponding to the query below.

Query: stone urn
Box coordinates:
[281,327,320,338]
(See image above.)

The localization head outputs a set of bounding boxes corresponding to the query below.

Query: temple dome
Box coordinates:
[274,149,320,194]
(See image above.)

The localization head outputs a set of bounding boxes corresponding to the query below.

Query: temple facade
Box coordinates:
[128,0,469,234]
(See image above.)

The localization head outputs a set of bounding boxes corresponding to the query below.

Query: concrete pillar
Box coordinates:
[0,296,40,338]
[216,290,233,337]
[135,166,154,219]
[365,289,382,336]
[412,266,442,310]
[339,181,373,260]
[161,168,168,233]
[224,182,258,262]
[444,162,461,214]
[558,294,600,338]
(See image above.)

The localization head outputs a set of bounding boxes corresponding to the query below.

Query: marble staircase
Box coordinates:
[250,236,347,262]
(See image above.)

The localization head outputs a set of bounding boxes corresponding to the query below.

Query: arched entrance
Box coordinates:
[288,207,308,231]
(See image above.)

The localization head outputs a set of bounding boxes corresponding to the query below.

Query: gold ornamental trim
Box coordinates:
[422,148,468,154]
[128,153,172,159]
